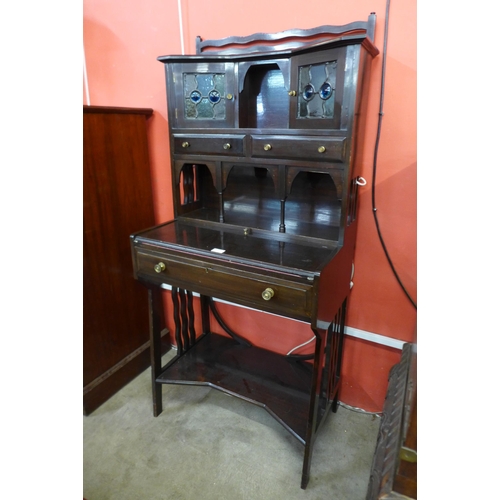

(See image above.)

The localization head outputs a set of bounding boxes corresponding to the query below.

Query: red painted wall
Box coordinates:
[84,0,416,412]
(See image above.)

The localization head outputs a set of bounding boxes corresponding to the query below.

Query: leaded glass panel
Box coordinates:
[183,73,226,120]
[297,61,336,119]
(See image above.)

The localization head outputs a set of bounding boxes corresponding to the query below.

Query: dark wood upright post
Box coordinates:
[148,287,165,417]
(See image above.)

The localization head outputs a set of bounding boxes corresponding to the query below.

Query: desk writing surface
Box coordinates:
[134,219,338,276]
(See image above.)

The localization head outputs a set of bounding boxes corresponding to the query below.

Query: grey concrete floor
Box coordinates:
[84,351,380,500]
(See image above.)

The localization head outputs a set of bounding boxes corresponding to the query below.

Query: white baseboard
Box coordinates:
[344,326,405,350]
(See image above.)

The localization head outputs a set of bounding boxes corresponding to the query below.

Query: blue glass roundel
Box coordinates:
[302,84,315,101]
[319,82,333,100]
[190,90,202,103]
[208,90,221,104]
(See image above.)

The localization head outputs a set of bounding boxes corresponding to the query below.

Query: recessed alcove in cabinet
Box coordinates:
[239,62,290,129]
[176,162,342,245]
[286,170,341,241]
[176,163,217,217]
[223,165,281,230]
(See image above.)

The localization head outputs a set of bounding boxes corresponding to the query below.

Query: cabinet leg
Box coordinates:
[300,471,310,489]
[301,328,326,489]
[148,287,164,417]
[301,299,348,486]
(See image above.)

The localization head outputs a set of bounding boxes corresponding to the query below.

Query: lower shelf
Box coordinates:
[156,333,313,443]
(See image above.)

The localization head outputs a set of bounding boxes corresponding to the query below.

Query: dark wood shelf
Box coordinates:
[157,333,313,443]
[179,207,341,243]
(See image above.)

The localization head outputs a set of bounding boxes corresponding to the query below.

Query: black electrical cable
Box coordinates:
[372,0,417,310]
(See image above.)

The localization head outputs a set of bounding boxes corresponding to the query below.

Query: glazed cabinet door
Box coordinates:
[166,62,237,129]
[289,47,346,130]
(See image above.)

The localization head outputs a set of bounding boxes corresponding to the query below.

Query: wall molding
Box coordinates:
[83,328,170,396]
[344,326,404,350]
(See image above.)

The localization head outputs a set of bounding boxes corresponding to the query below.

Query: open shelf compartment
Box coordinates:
[156,333,313,443]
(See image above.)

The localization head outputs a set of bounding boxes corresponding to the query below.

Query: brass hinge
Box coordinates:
[399,446,417,463]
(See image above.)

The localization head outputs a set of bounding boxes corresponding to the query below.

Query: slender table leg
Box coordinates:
[301,326,327,489]
[147,287,164,417]
[301,298,348,487]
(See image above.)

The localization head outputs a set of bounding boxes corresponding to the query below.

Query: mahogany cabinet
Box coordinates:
[83,105,158,415]
[131,16,379,488]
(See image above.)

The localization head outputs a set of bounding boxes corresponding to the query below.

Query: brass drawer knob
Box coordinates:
[181,141,190,148]
[226,93,233,100]
[262,288,275,301]
[154,262,166,273]
[318,146,326,153]
[223,143,231,150]
[288,90,297,97]
[263,144,272,151]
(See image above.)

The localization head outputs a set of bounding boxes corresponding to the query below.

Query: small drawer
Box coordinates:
[173,134,246,156]
[251,135,346,163]
[135,250,313,320]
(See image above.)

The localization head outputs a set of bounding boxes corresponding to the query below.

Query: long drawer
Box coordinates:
[173,133,246,156]
[134,249,314,320]
[251,135,346,163]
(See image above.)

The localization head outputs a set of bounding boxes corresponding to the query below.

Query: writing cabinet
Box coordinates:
[131,16,378,488]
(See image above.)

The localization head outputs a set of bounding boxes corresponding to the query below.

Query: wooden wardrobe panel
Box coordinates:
[83,105,157,414]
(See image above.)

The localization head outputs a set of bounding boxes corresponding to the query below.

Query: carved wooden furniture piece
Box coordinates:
[83,105,157,414]
[131,16,378,488]
[366,341,417,499]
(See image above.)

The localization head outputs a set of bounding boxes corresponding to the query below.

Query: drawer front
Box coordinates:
[136,250,313,319]
[173,134,246,157]
[251,135,346,163]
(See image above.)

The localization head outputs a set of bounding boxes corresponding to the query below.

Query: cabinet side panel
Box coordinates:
[83,109,157,410]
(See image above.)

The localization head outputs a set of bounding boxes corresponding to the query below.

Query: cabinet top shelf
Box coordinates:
[158,34,379,64]
[83,105,153,116]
